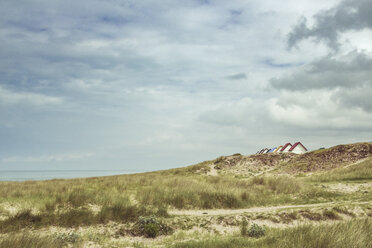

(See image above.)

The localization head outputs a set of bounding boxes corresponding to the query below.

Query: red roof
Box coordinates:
[288,142,308,152]
[280,143,292,152]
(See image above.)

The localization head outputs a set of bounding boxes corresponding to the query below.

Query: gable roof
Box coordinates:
[280,143,292,152]
[288,142,308,152]
[268,147,277,153]
[274,146,282,152]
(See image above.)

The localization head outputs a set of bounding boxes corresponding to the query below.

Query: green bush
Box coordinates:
[131,216,173,238]
[247,224,266,238]
[144,223,159,238]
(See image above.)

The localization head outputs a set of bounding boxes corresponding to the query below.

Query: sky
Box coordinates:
[1,0,372,171]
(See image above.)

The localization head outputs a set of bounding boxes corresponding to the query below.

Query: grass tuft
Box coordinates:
[0,232,66,248]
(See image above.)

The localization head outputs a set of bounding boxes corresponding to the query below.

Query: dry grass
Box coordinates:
[0,232,68,248]
[308,157,372,182]
[169,218,372,248]
[0,143,371,247]
[0,169,338,213]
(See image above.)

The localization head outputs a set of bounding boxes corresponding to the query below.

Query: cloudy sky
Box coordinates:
[1,0,371,171]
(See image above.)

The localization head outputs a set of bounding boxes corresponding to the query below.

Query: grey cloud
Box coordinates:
[0,85,63,106]
[288,0,372,50]
[267,89,372,131]
[225,73,247,80]
[333,85,372,112]
[270,51,372,91]
[268,51,372,129]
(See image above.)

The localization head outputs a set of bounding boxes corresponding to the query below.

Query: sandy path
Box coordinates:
[343,158,369,168]
[169,201,372,216]
[206,164,218,176]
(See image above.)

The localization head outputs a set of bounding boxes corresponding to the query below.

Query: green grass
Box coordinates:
[308,157,372,182]
[0,150,371,247]
[0,169,341,214]
[0,202,152,232]
[0,170,349,234]
[0,232,69,248]
[169,218,372,248]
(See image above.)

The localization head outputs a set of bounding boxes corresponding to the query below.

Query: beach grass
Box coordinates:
[168,218,372,248]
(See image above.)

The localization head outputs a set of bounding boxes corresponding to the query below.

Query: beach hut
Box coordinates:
[288,142,308,154]
[280,143,292,153]
[274,146,282,153]
[257,149,265,154]
[268,147,277,153]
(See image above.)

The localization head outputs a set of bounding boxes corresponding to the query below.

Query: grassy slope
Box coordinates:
[0,142,371,247]
[280,142,372,173]
[1,218,371,248]
[0,169,343,214]
[169,218,372,248]
[308,157,372,182]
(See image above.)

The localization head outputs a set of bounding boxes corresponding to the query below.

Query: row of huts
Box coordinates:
[256,142,308,155]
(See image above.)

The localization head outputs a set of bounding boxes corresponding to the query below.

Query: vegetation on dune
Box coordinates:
[0,172,351,233]
[0,142,371,247]
[0,201,154,232]
[129,216,173,238]
[170,218,372,248]
[0,232,68,248]
[1,142,370,215]
[308,157,372,182]
[281,142,372,173]
[0,172,340,214]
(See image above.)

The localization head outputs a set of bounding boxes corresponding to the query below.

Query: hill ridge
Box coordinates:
[209,142,372,175]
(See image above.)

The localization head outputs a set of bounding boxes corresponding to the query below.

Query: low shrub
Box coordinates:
[144,223,159,238]
[247,224,266,238]
[130,216,173,238]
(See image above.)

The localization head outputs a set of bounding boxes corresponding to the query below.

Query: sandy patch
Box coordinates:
[206,165,218,176]
[0,203,19,216]
[326,182,372,193]
[169,202,332,216]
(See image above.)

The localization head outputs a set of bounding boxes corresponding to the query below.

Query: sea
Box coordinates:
[0,170,143,181]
